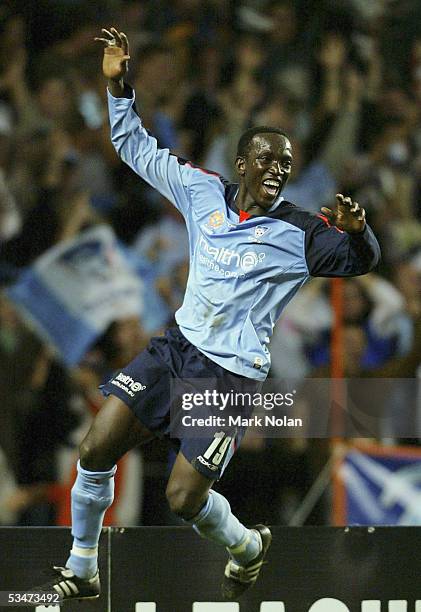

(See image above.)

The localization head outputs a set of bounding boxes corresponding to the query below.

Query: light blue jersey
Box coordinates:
[108,87,380,380]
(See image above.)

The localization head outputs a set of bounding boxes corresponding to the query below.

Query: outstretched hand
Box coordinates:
[95,26,130,82]
[321,194,366,233]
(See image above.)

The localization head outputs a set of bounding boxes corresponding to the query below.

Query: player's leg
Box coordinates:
[66,395,154,578]
[166,451,259,555]
[166,449,271,600]
[33,395,154,601]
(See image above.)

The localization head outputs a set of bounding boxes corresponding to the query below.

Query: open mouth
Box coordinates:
[262,178,281,198]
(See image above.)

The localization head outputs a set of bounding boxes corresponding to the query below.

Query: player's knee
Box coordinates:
[166,485,204,520]
[79,439,114,472]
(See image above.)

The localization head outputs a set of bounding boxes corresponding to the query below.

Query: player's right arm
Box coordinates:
[95,27,194,216]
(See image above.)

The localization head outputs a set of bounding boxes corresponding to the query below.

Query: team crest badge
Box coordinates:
[208,211,225,228]
[249,226,269,243]
[255,226,269,239]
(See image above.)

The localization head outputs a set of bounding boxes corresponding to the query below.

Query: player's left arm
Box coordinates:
[305,193,381,277]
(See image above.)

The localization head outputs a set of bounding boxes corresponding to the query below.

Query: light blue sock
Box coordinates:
[65,460,117,579]
[187,490,261,565]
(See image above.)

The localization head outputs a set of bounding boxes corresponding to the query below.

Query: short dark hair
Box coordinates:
[237,126,289,157]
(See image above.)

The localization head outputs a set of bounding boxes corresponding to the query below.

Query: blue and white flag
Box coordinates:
[7,225,143,366]
[335,445,421,525]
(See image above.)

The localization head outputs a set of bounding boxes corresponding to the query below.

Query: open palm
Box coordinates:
[95,27,130,81]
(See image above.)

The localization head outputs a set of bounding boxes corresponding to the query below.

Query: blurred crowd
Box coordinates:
[0,0,420,527]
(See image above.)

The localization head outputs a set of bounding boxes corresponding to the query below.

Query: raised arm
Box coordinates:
[95,27,195,216]
[305,194,381,277]
[95,26,129,97]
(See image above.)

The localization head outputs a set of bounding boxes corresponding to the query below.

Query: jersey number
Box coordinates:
[202,433,232,466]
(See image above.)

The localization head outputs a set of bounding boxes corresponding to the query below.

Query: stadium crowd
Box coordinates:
[0,0,420,527]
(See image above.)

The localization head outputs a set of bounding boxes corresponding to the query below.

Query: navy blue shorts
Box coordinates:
[100,327,261,480]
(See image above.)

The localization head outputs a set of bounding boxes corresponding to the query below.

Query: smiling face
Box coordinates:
[236,132,293,211]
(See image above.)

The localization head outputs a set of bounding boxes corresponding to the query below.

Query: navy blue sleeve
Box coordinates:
[305,215,381,277]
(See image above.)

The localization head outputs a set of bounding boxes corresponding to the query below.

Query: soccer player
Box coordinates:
[34,27,380,603]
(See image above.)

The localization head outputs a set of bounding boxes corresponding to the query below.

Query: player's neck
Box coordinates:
[235,187,266,217]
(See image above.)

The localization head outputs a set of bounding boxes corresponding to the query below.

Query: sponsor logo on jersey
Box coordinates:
[198,235,265,275]
[111,372,146,397]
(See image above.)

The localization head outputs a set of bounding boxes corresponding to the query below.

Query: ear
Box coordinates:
[235,156,246,177]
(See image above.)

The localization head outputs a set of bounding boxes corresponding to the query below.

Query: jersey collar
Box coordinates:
[224,182,284,219]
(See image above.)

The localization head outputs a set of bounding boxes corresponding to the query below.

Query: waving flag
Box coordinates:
[7,225,143,366]
[334,444,421,525]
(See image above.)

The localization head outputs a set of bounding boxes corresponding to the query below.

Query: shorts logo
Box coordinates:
[111,372,146,397]
[196,456,219,471]
[208,211,225,229]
